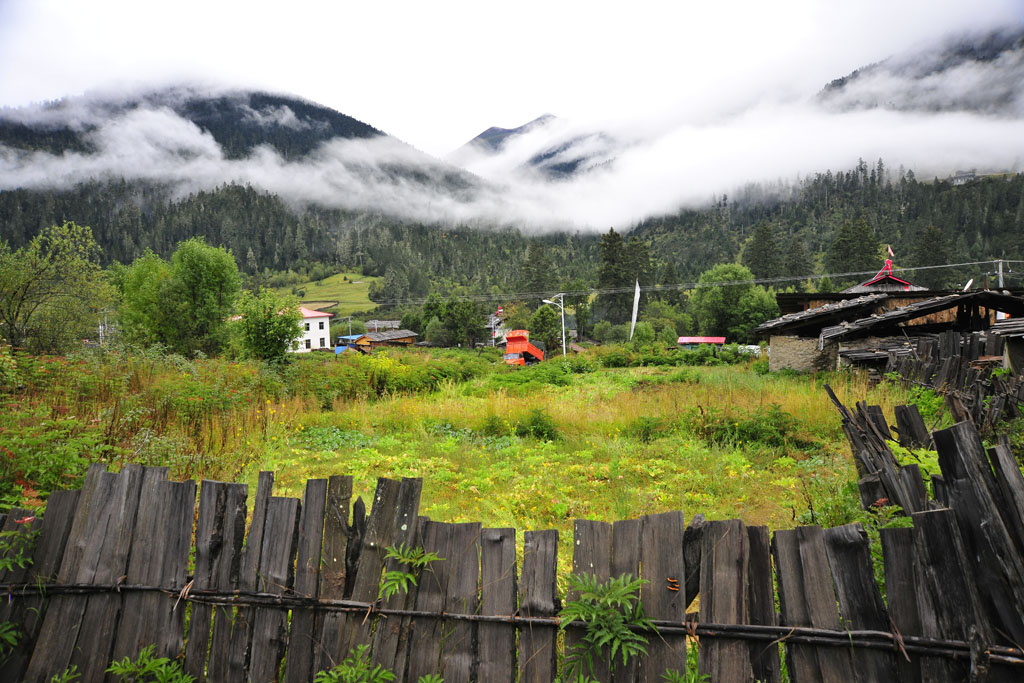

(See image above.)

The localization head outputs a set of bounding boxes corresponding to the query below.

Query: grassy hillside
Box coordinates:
[274,271,381,316]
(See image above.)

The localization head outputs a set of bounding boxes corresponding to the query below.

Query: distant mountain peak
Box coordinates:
[818,26,1024,116]
[0,84,384,160]
[463,114,557,152]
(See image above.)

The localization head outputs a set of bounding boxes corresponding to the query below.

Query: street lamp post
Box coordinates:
[541,293,567,357]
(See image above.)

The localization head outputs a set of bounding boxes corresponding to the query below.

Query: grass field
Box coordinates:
[2,345,926,581]
[273,271,381,315]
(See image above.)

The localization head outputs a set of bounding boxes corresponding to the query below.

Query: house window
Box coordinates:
[305,322,310,331]
[320,337,326,347]
[305,339,311,349]
[319,321,325,330]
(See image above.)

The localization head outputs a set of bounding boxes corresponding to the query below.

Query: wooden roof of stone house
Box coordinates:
[818,291,1024,343]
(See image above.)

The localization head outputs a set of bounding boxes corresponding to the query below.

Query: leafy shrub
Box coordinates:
[314,645,395,683]
[751,358,770,375]
[626,417,671,443]
[515,408,559,441]
[488,362,573,394]
[683,403,802,449]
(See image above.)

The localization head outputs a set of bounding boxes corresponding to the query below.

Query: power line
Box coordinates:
[364,259,1010,307]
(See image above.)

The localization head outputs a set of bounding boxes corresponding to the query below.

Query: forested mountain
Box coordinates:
[819,26,1024,115]
[0,86,383,159]
[2,161,1022,302]
[633,162,1024,289]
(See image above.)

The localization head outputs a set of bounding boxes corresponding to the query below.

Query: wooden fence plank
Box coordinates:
[746,525,781,683]
[284,478,328,683]
[880,527,922,683]
[912,508,984,682]
[312,475,355,675]
[478,527,516,683]
[517,529,558,683]
[612,518,643,683]
[66,464,151,682]
[24,467,129,681]
[371,477,424,677]
[570,519,613,681]
[934,423,1024,647]
[0,490,79,682]
[334,477,404,664]
[185,481,248,682]
[213,472,274,683]
[406,520,452,680]
[773,526,855,683]
[111,477,196,663]
[698,519,752,682]
[823,523,898,681]
[437,522,480,683]
[639,511,686,682]
[988,440,1024,556]
[248,496,301,683]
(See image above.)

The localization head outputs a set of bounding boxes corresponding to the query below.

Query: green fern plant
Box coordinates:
[378,544,442,602]
[313,645,395,683]
[106,644,195,682]
[558,573,656,682]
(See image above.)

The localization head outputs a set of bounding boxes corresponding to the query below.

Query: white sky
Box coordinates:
[1,0,1021,157]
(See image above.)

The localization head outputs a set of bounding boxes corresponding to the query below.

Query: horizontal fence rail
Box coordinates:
[4,416,1024,681]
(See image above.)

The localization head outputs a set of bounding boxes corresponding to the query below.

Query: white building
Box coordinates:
[292,307,334,353]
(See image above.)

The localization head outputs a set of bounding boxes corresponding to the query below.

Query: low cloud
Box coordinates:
[1,34,1024,232]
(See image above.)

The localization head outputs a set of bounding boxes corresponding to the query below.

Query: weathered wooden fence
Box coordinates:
[4,420,1024,681]
[886,329,1024,430]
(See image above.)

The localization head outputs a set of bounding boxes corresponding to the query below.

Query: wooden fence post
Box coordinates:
[698,519,752,682]
[478,527,516,682]
[639,511,686,682]
[185,480,248,682]
[773,526,855,682]
[517,529,558,683]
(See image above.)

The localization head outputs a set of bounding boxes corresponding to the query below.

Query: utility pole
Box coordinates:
[998,259,1005,288]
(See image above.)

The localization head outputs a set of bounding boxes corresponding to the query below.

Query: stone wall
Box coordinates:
[768,335,837,372]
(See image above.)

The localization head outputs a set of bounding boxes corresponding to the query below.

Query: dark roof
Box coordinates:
[819,291,1024,342]
[364,329,418,342]
[756,294,889,337]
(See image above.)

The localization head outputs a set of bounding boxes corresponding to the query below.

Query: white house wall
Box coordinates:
[291,315,332,353]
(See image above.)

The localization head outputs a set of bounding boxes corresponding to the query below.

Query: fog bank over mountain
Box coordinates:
[1,26,1023,230]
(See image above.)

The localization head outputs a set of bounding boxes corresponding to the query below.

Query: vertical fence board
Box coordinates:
[248,496,301,683]
[773,526,855,683]
[518,529,558,683]
[214,472,274,683]
[406,520,452,680]
[111,477,196,663]
[284,478,328,683]
[569,519,613,681]
[746,525,781,683]
[988,441,1024,557]
[312,475,354,674]
[639,511,686,682]
[612,518,643,683]
[185,481,248,682]
[0,490,79,681]
[438,522,481,683]
[934,423,1024,647]
[823,523,898,681]
[880,526,922,683]
[478,527,516,683]
[371,477,424,677]
[913,509,987,682]
[334,477,404,663]
[698,519,752,682]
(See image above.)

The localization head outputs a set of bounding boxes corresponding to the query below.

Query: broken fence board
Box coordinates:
[517,529,558,683]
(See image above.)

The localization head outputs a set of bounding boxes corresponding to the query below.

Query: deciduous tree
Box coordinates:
[0,222,113,353]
